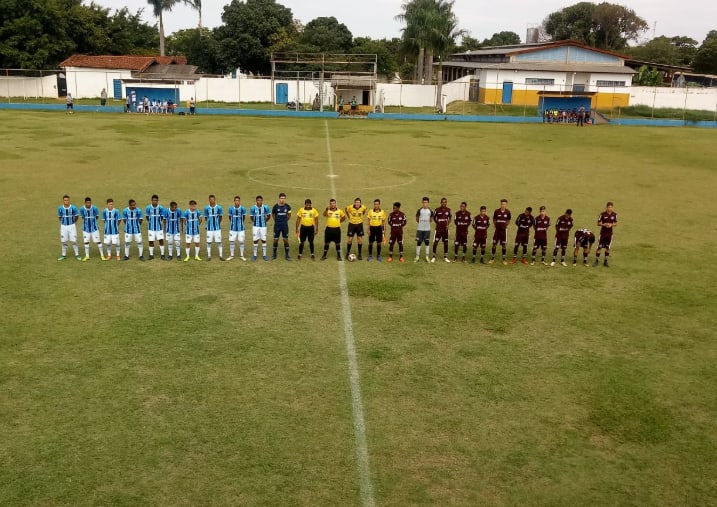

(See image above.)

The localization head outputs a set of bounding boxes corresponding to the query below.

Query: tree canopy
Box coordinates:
[693,31,717,74]
[543,1,648,50]
[0,0,157,68]
[213,0,295,74]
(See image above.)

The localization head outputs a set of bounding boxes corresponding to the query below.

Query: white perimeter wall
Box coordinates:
[5,70,717,112]
[64,68,132,98]
[0,74,58,98]
[377,76,470,107]
[630,86,717,111]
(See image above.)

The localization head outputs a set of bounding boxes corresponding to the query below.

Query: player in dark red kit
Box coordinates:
[511,206,534,265]
[594,202,618,267]
[432,197,452,263]
[573,228,596,266]
[387,202,407,263]
[531,206,550,265]
[490,199,511,265]
[551,209,574,266]
[471,206,490,264]
[453,201,471,263]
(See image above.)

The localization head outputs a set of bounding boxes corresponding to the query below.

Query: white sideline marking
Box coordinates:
[324,121,376,507]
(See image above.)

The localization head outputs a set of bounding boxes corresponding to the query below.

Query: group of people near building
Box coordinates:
[542,106,591,126]
[124,91,178,114]
[57,194,617,267]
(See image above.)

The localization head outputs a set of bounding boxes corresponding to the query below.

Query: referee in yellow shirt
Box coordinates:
[322,199,346,261]
[367,199,387,261]
[345,197,366,260]
[295,198,319,260]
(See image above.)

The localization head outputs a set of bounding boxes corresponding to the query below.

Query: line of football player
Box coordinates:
[56,194,618,267]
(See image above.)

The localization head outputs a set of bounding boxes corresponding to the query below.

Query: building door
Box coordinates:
[113,79,122,100]
[57,73,67,97]
[362,90,370,106]
[275,83,288,104]
[502,81,513,104]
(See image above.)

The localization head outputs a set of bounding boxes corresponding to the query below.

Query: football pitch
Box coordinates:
[1,111,715,506]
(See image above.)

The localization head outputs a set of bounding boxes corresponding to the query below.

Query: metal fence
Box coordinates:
[2,68,716,121]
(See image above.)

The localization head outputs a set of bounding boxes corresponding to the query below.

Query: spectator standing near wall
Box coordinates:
[100,88,107,106]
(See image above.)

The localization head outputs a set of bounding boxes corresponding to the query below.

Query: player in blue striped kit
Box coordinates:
[80,197,105,261]
[204,194,224,261]
[227,196,247,261]
[249,195,272,261]
[57,194,81,261]
[183,200,202,261]
[102,198,122,260]
[163,201,183,261]
[122,199,144,261]
[145,194,165,260]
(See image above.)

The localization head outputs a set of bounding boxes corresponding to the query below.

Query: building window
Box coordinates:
[596,80,626,87]
[525,78,555,85]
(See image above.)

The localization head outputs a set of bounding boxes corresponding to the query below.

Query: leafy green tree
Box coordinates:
[106,8,159,55]
[454,35,481,52]
[670,36,698,66]
[634,65,662,86]
[166,28,223,73]
[626,36,697,67]
[0,0,75,68]
[481,31,521,46]
[543,1,647,50]
[352,37,399,76]
[214,0,295,75]
[693,31,717,74]
[544,2,597,46]
[300,16,353,52]
[591,2,648,50]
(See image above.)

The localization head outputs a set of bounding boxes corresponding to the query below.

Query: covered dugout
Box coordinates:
[538,92,593,114]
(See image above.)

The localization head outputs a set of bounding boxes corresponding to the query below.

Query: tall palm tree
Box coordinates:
[148,0,181,56]
[396,0,463,86]
[396,0,434,82]
[185,0,203,35]
[427,1,464,108]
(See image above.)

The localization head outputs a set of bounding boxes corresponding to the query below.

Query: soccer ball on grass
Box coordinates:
[347,253,357,262]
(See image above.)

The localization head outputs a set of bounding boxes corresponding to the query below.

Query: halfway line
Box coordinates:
[324,120,376,507]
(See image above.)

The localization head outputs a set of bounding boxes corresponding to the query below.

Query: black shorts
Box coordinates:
[416,230,431,244]
[369,226,383,243]
[299,225,315,242]
[598,235,613,249]
[324,226,341,244]
[472,235,487,248]
[492,229,507,245]
[347,223,364,237]
[576,236,596,248]
[274,224,289,239]
[515,232,530,246]
[533,237,548,248]
[389,230,403,245]
[555,233,569,248]
[434,229,449,242]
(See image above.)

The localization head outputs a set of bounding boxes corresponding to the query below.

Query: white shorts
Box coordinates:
[253,227,267,242]
[229,230,246,242]
[104,234,120,245]
[206,230,222,243]
[167,233,181,243]
[83,230,101,243]
[185,234,200,244]
[60,224,77,242]
[125,233,142,243]
[148,230,164,241]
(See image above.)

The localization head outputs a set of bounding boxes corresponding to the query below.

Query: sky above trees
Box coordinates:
[99,0,716,45]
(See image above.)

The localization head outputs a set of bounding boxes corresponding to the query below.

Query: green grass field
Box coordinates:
[1,111,715,506]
